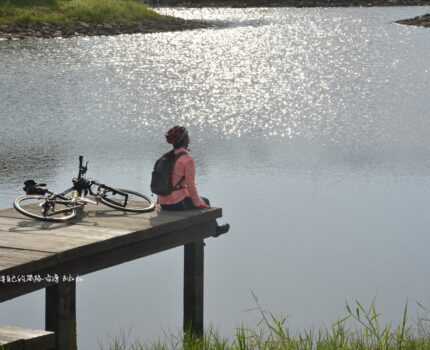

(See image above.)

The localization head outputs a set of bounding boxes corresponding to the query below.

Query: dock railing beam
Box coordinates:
[45,280,77,350]
[183,240,204,337]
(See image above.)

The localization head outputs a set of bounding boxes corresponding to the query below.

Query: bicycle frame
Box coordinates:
[74,156,129,208]
[41,182,131,218]
[89,181,130,208]
[39,187,84,217]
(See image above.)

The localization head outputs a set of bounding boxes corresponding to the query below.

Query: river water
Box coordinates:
[1,6,430,349]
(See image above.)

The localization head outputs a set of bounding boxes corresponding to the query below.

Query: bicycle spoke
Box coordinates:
[14,195,77,222]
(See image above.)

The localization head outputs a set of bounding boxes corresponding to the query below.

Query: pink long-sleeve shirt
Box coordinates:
[157,147,208,208]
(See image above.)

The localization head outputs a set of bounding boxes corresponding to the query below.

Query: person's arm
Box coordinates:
[184,157,209,209]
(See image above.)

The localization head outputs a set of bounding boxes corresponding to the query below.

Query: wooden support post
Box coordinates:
[183,240,204,337]
[45,280,77,350]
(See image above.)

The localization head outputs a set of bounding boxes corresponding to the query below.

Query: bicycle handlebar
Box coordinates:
[78,155,88,179]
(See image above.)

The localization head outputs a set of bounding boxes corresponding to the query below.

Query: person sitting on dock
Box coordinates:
[153,125,229,236]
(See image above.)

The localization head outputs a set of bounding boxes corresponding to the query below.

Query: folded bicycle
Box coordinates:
[13,156,155,222]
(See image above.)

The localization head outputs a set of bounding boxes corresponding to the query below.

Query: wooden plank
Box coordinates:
[0,229,114,253]
[0,207,221,246]
[75,208,222,243]
[69,206,221,235]
[0,221,217,302]
[4,204,222,229]
[0,216,134,266]
[0,325,54,340]
[57,209,221,263]
[0,227,135,276]
[0,216,131,237]
[0,208,221,270]
[0,247,54,271]
[0,206,222,230]
[0,206,156,223]
[183,241,204,336]
[0,220,130,248]
[0,325,55,349]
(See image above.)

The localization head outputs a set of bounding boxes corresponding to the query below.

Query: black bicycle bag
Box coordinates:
[23,180,48,195]
[150,150,186,196]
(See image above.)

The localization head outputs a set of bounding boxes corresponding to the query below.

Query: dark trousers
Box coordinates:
[161,197,210,211]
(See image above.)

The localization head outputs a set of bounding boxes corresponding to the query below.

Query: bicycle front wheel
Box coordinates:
[14,195,77,222]
[99,188,155,213]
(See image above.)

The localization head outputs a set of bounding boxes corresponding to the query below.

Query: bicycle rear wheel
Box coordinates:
[99,188,155,213]
[14,195,77,222]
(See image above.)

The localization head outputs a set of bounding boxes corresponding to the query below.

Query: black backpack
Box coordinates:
[150,150,186,196]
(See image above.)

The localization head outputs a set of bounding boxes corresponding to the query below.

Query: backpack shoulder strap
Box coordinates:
[174,150,187,160]
[172,151,188,189]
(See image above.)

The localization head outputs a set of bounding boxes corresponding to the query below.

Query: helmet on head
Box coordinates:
[165,126,188,146]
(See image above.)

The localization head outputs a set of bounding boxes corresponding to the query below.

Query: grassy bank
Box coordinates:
[102,302,430,350]
[0,0,162,26]
[0,0,208,38]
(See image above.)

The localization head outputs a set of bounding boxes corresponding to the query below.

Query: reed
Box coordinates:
[101,301,430,350]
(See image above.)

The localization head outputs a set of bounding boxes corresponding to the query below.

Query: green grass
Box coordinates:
[100,301,430,350]
[0,0,162,26]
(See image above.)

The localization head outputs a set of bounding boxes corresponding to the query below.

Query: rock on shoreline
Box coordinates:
[396,13,430,27]
[0,18,211,40]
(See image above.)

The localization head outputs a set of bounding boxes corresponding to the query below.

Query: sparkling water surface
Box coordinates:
[1,6,430,349]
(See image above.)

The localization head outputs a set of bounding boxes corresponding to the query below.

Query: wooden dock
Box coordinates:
[0,204,224,350]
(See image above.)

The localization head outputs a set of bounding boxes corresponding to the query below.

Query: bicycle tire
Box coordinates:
[13,195,77,222]
[99,188,155,213]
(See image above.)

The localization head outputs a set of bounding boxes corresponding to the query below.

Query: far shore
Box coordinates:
[396,13,430,27]
[1,0,430,40]
[0,18,211,40]
[155,0,430,6]
[0,0,212,40]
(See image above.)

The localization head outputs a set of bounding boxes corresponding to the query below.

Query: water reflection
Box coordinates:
[0,144,63,185]
[1,6,430,349]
